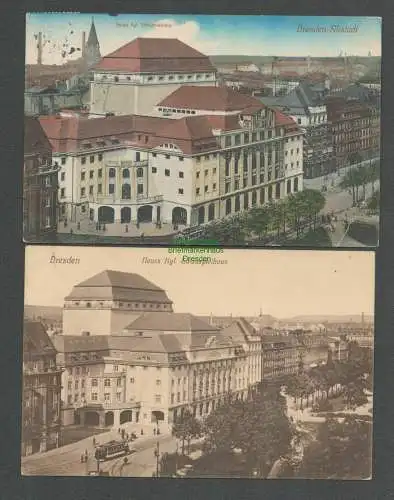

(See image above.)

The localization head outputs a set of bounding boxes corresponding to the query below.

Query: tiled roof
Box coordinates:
[95,38,215,73]
[24,321,57,356]
[274,110,297,127]
[158,86,265,112]
[52,335,109,353]
[65,270,173,304]
[24,116,53,155]
[125,312,219,333]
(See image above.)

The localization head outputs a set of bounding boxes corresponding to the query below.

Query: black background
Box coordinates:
[0,0,393,498]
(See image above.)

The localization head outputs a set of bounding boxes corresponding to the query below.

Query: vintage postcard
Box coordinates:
[23,14,381,247]
[22,245,374,478]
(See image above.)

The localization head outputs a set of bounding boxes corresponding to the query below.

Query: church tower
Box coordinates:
[84,17,101,70]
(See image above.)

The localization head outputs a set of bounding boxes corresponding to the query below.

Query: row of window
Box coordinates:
[285,148,301,156]
[171,391,187,404]
[67,377,123,390]
[97,72,214,83]
[224,130,273,148]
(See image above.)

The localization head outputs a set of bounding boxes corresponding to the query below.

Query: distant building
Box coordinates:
[83,18,101,71]
[326,84,381,170]
[22,321,62,456]
[89,37,217,116]
[261,334,303,380]
[24,116,59,239]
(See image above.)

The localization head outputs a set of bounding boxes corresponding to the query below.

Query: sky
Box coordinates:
[24,246,375,318]
[25,13,381,65]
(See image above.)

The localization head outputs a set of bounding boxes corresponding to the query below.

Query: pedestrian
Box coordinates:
[103,224,106,232]
[70,228,73,235]
[141,428,144,435]
[93,437,96,447]
[85,449,88,461]
[80,453,84,463]
[77,221,81,230]
[126,432,129,441]
[118,428,121,434]
[125,224,128,233]
[96,222,99,231]
[153,427,156,436]
[121,429,125,440]
[64,219,68,228]
[136,221,140,230]
[140,232,145,241]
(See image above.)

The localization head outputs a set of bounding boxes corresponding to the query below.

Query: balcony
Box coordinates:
[136,194,163,204]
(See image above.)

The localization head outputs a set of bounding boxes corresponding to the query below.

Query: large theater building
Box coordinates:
[39,86,303,227]
[89,37,218,117]
[53,270,262,429]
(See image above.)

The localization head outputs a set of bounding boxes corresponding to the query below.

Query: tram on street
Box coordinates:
[94,440,130,461]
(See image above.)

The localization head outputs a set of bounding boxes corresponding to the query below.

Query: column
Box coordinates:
[113,409,121,428]
[99,412,106,428]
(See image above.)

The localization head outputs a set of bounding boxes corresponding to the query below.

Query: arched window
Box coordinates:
[294,177,299,192]
[137,168,144,178]
[275,183,281,199]
[208,203,215,221]
[109,168,116,178]
[122,168,130,178]
[287,179,291,194]
[122,184,131,200]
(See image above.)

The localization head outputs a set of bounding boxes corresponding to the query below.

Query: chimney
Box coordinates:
[82,31,86,58]
[37,32,43,65]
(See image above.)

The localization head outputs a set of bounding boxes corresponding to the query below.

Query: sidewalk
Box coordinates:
[58,218,181,238]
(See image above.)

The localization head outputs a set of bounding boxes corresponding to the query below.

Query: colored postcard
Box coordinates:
[22,245,374,478]
[24,14,381,247]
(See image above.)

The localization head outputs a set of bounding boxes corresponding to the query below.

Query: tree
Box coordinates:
[298,415,372,479]
[172,409,202,455]
[301,189,326,231]
[203,387,293,477]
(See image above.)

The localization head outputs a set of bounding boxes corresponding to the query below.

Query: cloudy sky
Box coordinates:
[25,13,381,65]
[24,246,375,318]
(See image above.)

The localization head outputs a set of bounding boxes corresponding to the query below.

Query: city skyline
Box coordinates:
[24,247,375,318]
[25,14,381,65]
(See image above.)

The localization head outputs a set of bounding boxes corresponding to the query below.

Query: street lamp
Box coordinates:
[154,441,161,478]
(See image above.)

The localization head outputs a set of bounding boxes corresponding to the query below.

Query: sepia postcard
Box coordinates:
[22,245,374,478]
[23,14,381,247]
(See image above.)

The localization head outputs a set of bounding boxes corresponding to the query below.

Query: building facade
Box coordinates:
[260,81,334,179]
[326,85,380,170]
[54,271,263,428]
[22,321,62,456]
[89,37,217,117]
[39,86,303,228]
[24,116,59,239]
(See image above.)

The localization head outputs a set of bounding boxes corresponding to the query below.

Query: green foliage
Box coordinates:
[298,415,372,479]
[203,388,293,476]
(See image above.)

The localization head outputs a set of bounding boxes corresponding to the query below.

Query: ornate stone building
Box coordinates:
[22,321,62,456]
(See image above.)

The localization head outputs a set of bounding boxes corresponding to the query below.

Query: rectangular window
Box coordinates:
[60,172,65,181]
[98,168,102,178]
[89,185,93,195]
[165,169,170,176]
[81,171,85,181]
[89,170,94,179]
[177,392,180,403]
[213,183,217,190]
[67,381,72,390]
[196,188,200,195]
[171,393,174,404]
[179,171,184,178]
[61,157,66,165]
[60,188,65,198]
[137,184,143,194]
[165,154,170,160]
[80,187,86,197]
[81,157,86,165]
[204,185,208,193]
[155,394,162,403]
[152,167,157,173]
[130,377,135,383]
[98,184,102,194]
[178,188,184,195]
[91,378,98,387]
[109,184,115,194]
[98,154,103,161]
[90,156,94,163]
[104,393,110,401]
[179,157,184,162]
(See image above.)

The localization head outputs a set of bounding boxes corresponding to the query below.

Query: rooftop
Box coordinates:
[24,321,57,357]
[65,270,173,304]
[24,116,53,156]
[158,86,265,113]
[125,312,219,333]
[95,37,215,73]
